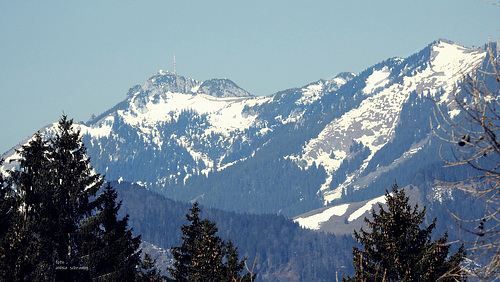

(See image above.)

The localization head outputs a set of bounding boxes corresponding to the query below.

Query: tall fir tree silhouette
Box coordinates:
[344,183,466,282]
[169,202,255,281]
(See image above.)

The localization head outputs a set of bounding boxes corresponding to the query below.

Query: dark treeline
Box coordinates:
[1,113,478,281]
[0,117,258,281]
[115,181,355,281]
[0,117,163,281]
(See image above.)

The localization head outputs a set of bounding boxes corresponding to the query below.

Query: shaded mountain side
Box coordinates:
[168,144,328,216]
[113,181,355,281]
[1,40,493,218]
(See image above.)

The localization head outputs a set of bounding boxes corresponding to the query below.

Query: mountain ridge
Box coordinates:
[2,39,492,218]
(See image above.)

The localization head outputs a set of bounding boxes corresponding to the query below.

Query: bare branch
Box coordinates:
[434,45,500,279]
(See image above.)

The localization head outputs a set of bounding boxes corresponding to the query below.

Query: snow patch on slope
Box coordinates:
[348,194,386,222]
[290,41,487,204]
[299,78,409,173]
[298,83,324,105]
[363,66,391,94]
[294,204,349,230]
[119,91,270,136]
[205,96,269,136]
[82,116,114,138]
[297,75,353,106]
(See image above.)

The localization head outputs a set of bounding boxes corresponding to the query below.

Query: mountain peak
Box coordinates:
[434,38,456,46]
[429,38,484,54]
[142,71,251,98]
[197,78,252,98]
[1,39,491,217]
[326,72,356,89]
[143,72,200,94]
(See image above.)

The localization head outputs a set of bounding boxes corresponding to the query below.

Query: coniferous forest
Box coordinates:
[0,116,490,281]
[1,116,468,281]
[115,180,356,281]
[0,117,165,281]
[2,44,500,280]
[0,116,355,281]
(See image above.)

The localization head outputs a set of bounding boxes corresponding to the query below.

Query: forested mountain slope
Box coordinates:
[1,40,492,217]
[114,181,355,281]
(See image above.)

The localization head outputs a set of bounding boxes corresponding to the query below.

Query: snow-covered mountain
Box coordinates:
[289,40,486,204]
[2,39,494,218]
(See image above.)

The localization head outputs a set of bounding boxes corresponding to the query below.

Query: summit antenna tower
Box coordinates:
[174,54,176,75]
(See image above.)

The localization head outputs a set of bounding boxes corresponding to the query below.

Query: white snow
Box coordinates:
[363,66,391,94]
[119,91,270,137]
[430,184,454,203]
[297,83,324,105]
[448,108,461,119]
[432,41,485,78]
[176,135,214,170]
[205,97,263,135]
[329,76,349,87]
[298,77,409,175]
[296,76,352,106]
[191,85,201,93]
[348,194,386,222]
[294,203,349,230]
[81,116,114,138]
[289,41,487,203]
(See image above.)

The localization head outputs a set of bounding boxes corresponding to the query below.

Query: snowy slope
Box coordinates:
[1,40,492,217]
[293,186,422,234]
[77,72,273,182]
[288,40,486,204]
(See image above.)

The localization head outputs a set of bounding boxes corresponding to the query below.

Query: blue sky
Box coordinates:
[1,0,499,154]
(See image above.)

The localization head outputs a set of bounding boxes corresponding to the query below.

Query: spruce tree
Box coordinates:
[3,118,102,280]
[0,160,7,274]
[168,202,255,281]
[169,202,224,281]
[221,240,254,282]
[0,159,18,279]
[343,183,467,282]
[0,116,156,281]
[9,133,58,280]
[137,253,167,281]
[49,116,103,267]
[81,183,141,281]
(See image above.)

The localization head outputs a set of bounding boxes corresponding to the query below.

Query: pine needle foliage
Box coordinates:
[343,183,467,282]
[0,116,155,281]
[137,253,167,281]
[0,159,18,279]
[81,183,142,281]
[168,202,256,282]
